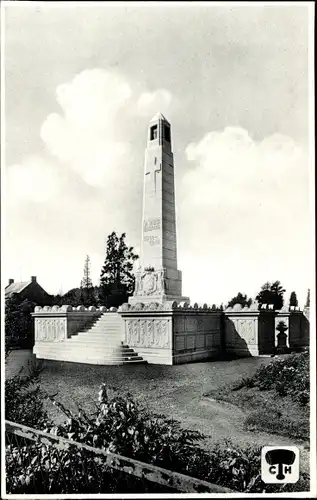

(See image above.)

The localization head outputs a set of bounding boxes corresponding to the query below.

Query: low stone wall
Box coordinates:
[224,304,276,356]
[118,301,222,365]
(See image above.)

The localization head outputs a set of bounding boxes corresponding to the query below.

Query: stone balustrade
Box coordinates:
[119,301,222,312]
[34,305,118,313]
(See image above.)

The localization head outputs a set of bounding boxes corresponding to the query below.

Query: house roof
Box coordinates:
[5,281,31,297]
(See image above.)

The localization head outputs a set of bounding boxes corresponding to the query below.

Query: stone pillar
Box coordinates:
[129,113,189,305]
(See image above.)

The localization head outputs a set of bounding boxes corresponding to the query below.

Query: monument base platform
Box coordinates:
[118,301,223,365]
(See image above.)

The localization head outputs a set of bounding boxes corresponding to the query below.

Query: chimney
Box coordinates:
[8,278,14,286]
[31,276,37,282]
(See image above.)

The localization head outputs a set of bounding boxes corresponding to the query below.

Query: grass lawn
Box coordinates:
[5,350,310,475]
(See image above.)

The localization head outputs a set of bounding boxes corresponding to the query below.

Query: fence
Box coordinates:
[5,420,233,494]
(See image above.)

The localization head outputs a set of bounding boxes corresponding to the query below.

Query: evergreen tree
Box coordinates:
[80,255,93,289]
[227,292,252,309]
[80,255,96,306]
[289,291,298,307]
[305,288,310,308]
[256,280,285,310]
[99,232,139,308]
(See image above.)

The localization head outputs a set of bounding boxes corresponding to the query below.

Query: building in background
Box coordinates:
[5,276,51,307]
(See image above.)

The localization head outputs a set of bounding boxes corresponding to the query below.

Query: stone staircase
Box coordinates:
[34,313,147,365]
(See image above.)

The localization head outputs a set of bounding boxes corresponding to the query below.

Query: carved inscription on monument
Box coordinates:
[143,235,161,246]
[143,218,161,232]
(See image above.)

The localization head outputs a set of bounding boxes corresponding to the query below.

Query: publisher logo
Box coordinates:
[261,446,299,484]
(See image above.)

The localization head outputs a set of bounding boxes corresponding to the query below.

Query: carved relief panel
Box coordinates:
[175,335,185,351]
[174,316,185,333]
[185,316,197,333]
[125,318,171,348]
[35,318,66,342]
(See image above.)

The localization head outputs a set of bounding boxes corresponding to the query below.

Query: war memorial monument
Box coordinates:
[33,114,309,365]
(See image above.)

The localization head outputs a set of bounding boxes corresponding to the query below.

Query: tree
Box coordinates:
[256,280,285,310]
[99,232,139,308]
[305,288,310,308]
[289,291,298,307]
[80,255,93,289]
[80,255,96,306]
[5,294,36,348]
[227,292,252,309]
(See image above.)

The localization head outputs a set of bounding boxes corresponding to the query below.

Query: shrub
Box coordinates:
[5,358,48,429]
[44,384,209,477]
[5,384,310,494]
[232,352,310,407]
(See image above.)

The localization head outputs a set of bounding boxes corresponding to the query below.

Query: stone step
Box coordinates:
[73,338,123,343]
[73,329,122,334]
[94,316,122,322]
[68,342,130,349]
[34,343,137,353]
[73,332,123,337]
[35,344,135,353]
[35,352,147,365]
[34,347,142,359]
[93,314,123,323]
[85,326,123,331]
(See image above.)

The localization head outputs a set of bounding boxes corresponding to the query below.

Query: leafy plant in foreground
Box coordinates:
[6,384,310,493]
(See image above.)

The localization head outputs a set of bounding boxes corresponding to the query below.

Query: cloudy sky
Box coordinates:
[3,2,314,306]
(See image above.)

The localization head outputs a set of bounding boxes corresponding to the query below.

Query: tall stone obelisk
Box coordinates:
[129,113,189,304]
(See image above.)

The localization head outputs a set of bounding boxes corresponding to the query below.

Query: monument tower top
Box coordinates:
[147,112,172,151]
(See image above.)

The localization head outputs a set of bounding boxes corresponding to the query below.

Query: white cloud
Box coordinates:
[40,69,133,187]
[136,89,172,117]
[5,69,175,294]
[179,127,312,306]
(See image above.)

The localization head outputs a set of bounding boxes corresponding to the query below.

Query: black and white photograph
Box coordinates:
[2,1,315,496]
